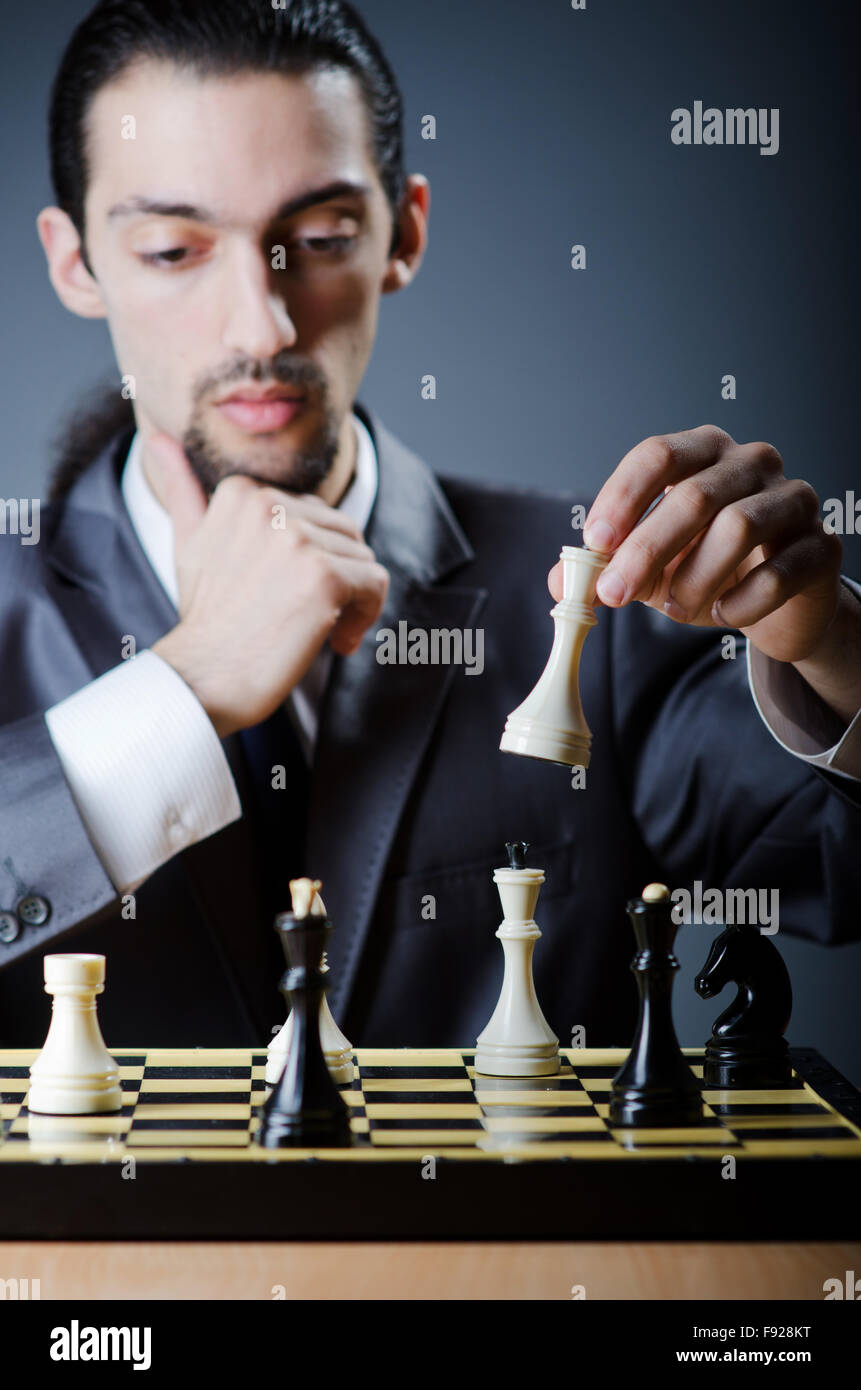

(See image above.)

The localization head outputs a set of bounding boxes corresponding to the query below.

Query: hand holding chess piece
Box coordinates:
[548,426,860,728]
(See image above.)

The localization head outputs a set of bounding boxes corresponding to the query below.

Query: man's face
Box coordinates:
[82,60,396,495]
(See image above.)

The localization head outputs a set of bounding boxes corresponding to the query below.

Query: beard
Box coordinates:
[180,354,342,500]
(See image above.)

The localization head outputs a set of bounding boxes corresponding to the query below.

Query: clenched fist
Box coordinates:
[149,433,389,737]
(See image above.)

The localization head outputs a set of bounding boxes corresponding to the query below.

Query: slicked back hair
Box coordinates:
[49,0,406,268]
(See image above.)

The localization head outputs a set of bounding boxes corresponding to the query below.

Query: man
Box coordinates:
[0,0,859,1050]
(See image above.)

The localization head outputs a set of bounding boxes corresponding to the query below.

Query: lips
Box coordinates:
[215,389,306,434]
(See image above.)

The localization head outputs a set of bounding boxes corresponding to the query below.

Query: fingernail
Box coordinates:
[583,519,615,553]
[664,597,688,622]
[596,569,626,605]
[711,600,724,625]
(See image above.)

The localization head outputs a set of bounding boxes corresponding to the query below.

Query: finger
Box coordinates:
[145,433,207,549]
[594,441,785,608]
[547,559,604,607]
[665,479,820,623]
[284,518,376,564]
[216,480,367,544]
[324,557,390,654]
[712,531,839,629]
[583,425,738,556]
[263,487,367,542]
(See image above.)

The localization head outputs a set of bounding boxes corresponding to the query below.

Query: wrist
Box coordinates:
[792,583,861,725]
[152,628,239,740]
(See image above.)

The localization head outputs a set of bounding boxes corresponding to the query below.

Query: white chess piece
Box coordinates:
[266,879,354,1087]
[28,954,123,1115]
[266,953,354,1086]
[474,861,560,1077]
[500,545,608,768]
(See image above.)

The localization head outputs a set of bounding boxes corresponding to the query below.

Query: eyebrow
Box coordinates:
[106,179,372,225]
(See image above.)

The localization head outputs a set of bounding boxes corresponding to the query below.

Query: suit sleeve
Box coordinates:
[0,710,119,961]
[610,599,861,946]
[0,653,242,967]
[45,651,242,892]
[745,577,861,781]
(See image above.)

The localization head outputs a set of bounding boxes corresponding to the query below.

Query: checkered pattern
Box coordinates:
[1,1047,859,1162]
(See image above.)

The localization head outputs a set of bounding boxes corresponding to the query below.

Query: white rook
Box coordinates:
[499,545,608,768]
[28,954,122,1115]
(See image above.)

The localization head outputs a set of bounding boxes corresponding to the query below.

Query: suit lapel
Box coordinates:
[308,407,486,1017]
[46,429,178,666]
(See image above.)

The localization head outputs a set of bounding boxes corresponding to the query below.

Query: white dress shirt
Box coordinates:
[45,418,861,895]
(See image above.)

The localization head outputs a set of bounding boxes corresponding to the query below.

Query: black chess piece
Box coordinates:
[609,886,703,1127]
[257,910,353,1148]
[506,841,529,870]
[695,923,792,1087]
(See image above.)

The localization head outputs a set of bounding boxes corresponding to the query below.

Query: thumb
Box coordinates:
[548,558,604,608]
[145,432,207,552]
[547,560,564,603]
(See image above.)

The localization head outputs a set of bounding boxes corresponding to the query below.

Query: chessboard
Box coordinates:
[1,1046,859,1240]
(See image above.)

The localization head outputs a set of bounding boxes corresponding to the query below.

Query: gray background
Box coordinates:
[2,0,859,1078]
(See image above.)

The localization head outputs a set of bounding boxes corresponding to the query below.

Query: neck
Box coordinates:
[318,411,358,508]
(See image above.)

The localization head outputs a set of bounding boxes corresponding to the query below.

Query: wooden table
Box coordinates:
[4,1241,859,1300]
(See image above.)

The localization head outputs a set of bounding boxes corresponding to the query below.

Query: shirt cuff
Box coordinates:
[45,650,242,893]
[745,577,861,782]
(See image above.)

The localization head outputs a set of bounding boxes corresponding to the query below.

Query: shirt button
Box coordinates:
[0,912,20,943]
[16,895,51,927]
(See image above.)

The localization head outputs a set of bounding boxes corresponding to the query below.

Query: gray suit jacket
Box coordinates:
[1,403,859,1048]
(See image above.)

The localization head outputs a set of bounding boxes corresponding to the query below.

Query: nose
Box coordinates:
[221,243,298,360]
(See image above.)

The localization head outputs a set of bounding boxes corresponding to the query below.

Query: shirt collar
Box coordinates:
[120,412,379,610]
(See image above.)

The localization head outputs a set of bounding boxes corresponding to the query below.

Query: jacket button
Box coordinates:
[0,912,20,943]
[16,895,51,927]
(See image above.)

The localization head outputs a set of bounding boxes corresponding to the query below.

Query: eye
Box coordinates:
[138,248,194,267]
[292,236,356,254]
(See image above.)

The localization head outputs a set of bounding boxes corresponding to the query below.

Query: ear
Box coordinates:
[36,206,107,320]
[381,174,430,295]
